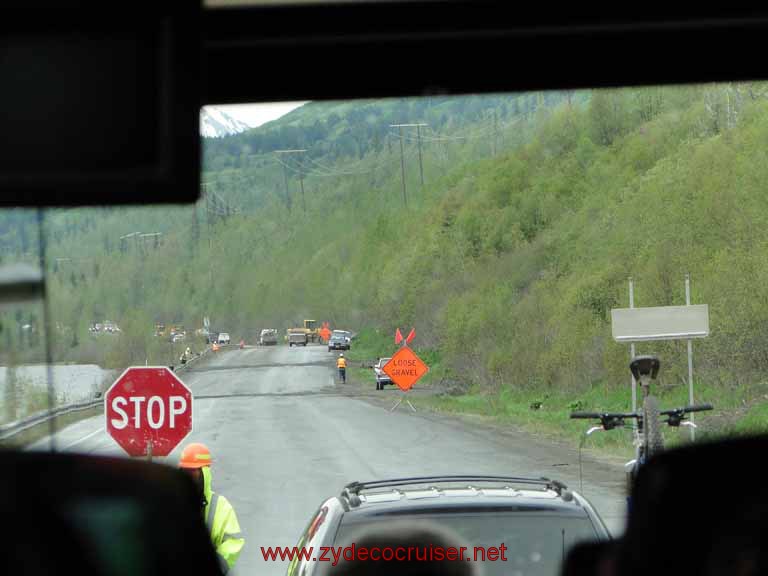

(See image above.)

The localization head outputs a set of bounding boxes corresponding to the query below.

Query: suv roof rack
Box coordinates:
[341,475,569,507]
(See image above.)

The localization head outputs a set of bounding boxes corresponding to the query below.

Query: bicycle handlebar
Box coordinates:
[570,412,602,419]
[660,403,713,416]
[570,411,637,420]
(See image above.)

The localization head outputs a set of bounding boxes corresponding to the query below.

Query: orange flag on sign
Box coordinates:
[406,328,415,344]
[395,328,403,345]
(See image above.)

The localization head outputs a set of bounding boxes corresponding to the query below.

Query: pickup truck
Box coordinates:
[288,332,308,347]
[328,330,351,351]
[374,357,393,390]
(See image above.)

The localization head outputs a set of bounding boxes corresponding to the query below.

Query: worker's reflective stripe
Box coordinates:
[222,532,243,541]
[207,493,220,531]
[218,552,229,574]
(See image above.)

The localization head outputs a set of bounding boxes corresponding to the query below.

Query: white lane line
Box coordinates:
[62,428,103,451]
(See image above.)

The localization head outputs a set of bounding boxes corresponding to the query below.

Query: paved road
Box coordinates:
[31,345,627,576]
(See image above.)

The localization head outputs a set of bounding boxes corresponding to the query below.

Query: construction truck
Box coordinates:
[303,319,320,343]
[287,331,308,347]
[287,320,320,343]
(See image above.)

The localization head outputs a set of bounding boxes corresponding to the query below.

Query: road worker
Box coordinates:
[179,443,244,574]
[337,353,347,383]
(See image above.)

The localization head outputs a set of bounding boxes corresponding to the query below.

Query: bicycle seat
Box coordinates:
[629,355,660,381]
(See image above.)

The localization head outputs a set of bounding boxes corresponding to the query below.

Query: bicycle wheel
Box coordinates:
[643,395,664,457]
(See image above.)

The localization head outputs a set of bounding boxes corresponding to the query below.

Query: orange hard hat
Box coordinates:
[179,443,212,469]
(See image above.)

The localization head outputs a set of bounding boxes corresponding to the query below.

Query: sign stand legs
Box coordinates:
[390,392,416,413]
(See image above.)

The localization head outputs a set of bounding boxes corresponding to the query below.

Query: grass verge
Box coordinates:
[344,328,768,460]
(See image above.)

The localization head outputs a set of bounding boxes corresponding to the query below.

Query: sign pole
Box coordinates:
[686,273,695,441]
[629,278,637,423]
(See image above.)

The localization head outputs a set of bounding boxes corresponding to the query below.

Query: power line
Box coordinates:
[279,153,382,179]
[304,157,373,176]
[202,170,277,202]
[274,149,307,214]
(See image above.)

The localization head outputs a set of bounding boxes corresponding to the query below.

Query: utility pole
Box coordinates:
[493,109,498,157]
[416,124,424,186]
[390,123,427,204]
[119,232,141,253]
[202,183,213,293]
[299,162,306,215]
[393,125,407,206]
[274,149,307,214]
[281,161,291,213]
[140,233,162,250]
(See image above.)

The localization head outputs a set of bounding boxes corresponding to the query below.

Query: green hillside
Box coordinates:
[4,83,768,445]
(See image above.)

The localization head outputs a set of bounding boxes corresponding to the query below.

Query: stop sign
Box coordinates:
[105,366,193,457]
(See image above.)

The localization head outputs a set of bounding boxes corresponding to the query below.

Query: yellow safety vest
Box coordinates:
[201,466,244,574]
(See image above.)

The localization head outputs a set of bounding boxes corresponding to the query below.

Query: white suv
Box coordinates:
[374,357,392,390]
[217,333,231,345]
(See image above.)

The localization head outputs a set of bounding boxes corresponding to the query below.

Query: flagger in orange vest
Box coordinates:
[337,353,347,383]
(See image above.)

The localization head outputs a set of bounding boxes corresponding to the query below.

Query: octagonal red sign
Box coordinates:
[105,366,193,457]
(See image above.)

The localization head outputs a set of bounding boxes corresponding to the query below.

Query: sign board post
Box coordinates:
[611,275,709,442]
[685,274,695,440]
[629,278,637,421]
[105,366,193,458]
[382,344,429,413]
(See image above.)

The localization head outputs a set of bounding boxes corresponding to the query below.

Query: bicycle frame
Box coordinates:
[572,355,712,515]
[630,373,652,481]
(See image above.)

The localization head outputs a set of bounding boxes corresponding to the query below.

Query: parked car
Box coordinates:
[286,476,611,576]
[217,332,231,345]
[373,357,393,390]
[328,330,351,351]
[288,332,308,347]
[259,329,278,346]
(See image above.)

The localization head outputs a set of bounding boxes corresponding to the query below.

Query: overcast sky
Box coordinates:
[212,101,309,128]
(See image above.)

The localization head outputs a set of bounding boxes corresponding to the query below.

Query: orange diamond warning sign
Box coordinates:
[382,346,429,391]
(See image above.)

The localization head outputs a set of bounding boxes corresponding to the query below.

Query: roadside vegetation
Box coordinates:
[3,84,768,449]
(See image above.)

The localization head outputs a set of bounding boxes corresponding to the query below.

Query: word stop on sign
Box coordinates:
[110,395,188,430]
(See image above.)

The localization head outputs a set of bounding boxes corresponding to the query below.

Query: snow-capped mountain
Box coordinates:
[200,107,252,138]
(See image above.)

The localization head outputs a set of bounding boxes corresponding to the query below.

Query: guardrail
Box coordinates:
[0,345,213,443]
[0,397,103,442]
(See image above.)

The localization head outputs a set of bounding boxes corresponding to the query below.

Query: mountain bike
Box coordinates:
[570,355,712,509]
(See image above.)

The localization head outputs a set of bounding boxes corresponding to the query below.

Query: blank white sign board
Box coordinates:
[611,304,709,342]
